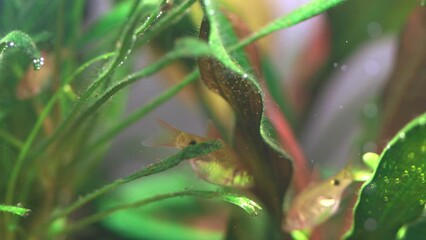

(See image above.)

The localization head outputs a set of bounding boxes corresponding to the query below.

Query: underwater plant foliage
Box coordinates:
[0,0,425,239]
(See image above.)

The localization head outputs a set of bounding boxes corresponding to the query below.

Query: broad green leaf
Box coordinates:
[198,0,292,228]
[345,113,426,239]
[0,31,43,70]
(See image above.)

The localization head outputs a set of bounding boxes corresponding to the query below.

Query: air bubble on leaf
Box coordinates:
[399,132,406,140]
[8,41,15,47]
[419,199,425,205]
[384,196,389,202]
[402,170,409,177]
[395,178,400,184]
[364,218,378,231]
[383,176,389,183]
[421,145,426,152]
[417,167,422,173]
[32,57,44,70]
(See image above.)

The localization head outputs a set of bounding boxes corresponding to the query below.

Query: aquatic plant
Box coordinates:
[0,0,424,239]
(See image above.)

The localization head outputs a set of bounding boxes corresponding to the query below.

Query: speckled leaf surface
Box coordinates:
[346,113,426,239]
[198,0,292,225]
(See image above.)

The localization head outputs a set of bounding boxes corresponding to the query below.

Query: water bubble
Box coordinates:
[420,199,425,205]
[367,22,382,37]
[364,218,378,231]
[421,145,426,152]
[341,65,348,71]
[386,144,391,150]
[370,183,376,189]
[403,170,409,177]
[418,167,422,173]
[395,178,400,184]
[384,196,388,202]
[363,103,378,118]
[8,42,15,47]
[411,165,417,172]
[32,57,45,70]
[333,62,338,68]
[399,132,406,140]
[383,176,389,183]
[408,152,415,159]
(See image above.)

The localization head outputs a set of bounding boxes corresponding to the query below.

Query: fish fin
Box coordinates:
[206,120,221,139]
[142,119,180,147]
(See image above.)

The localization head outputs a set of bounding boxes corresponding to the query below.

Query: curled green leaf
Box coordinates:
[199,0,292,222]
[0,31,43,70]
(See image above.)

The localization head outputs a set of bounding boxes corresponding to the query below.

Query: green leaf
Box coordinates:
[231,0,346,50]
[198,0,292,227]
[0,204,30,217]
[0,31,43,70]
[51,140,223,220]
[345,113,426,239]
[65,190,261,235]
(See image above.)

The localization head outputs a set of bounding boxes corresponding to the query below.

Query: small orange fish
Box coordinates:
[283,168,354,232]
[145,120,254,188]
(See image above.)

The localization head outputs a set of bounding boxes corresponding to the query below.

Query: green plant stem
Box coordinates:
[230,0,346,51]
[86,69,199,153]
[0,129,24,149]
[4,52,114,206]
[50,140,222,221]
[28,1,152,164]
[57,190,256,236]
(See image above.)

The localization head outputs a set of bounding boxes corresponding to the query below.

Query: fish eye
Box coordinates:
[331,179,340,186]
[189,140,197,145]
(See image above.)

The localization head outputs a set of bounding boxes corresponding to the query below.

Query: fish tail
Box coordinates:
[143,119,181,147]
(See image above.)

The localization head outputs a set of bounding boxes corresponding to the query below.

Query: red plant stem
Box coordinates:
[265,92,310,193]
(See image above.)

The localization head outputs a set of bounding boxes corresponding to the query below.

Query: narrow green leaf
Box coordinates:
[58,190,261,236]
[345,113,426,239]
[231,0,346,50]
[51,140,223,220]
[0,204,30,217]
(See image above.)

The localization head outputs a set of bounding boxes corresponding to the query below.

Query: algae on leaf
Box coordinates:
[198,0,293,228]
